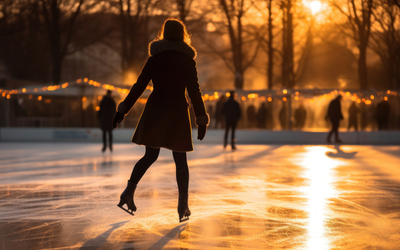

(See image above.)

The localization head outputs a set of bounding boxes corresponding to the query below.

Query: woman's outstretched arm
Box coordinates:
[186,60,209,139]
[117,58,153,114]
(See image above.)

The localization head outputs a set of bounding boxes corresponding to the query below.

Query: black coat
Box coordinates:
[121,40,207,152]
[327,96,343,122]
[98,95,116,131]
[222,98,241,123]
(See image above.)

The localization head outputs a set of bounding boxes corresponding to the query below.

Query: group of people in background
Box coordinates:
[325,94,391,143]
[99,90,393,152]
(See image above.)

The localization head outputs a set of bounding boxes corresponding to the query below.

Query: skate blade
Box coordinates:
[179,216,189,223]
[117,204,134,216]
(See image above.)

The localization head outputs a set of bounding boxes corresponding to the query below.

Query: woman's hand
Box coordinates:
[197,125,207,140]
[113,112,125,128]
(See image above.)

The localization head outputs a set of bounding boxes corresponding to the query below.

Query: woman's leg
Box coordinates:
[172,151,189,193]
[173,151,191,222]
[118,147,159,215]
[130,147,160,184]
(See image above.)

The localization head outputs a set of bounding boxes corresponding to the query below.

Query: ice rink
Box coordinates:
[1,142,400,250]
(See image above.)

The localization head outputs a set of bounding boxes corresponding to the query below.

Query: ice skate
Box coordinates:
[178,193,191,222]
[117,180,136,216]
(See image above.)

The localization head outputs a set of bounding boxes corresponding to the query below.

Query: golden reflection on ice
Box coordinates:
[299,146,343,250]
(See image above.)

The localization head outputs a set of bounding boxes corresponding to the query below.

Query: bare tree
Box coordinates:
[274,0,314,89]
[389,0,400,8]
[204,0,260,89]
[253,0,277,89]
[0,0,51,82]
[329,0,374,90]
[176,0,194,23]
[371,0,400,89]
[40,0,85,84]
[280,0,294,88]
[113,0,166,82]
[266,0,274,89]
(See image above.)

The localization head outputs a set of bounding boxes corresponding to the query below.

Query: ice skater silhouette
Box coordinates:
[257,102,268,129]
[214,95,227,129]
[376,99,391,130]
[113,18,209,222]
[222,91,241,150]
[348,101,359,131]
[98,90,116,152]
[326,95,343,144]
[294,103,307,129]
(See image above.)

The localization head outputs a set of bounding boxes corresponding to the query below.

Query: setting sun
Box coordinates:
[310,1,322,15]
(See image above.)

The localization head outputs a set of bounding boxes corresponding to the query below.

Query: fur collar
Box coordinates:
[149,40,197,59]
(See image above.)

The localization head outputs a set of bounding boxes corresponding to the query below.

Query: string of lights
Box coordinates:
[0,78,398,105]
[202,89,398,105]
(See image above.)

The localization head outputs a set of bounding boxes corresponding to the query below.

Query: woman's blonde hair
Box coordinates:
[156,18,191,45]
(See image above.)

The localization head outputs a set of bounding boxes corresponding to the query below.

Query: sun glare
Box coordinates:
[310,1,322,15]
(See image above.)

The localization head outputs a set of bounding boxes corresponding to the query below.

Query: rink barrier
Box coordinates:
[0,128,399,145]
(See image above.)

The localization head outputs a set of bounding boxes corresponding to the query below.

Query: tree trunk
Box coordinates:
[267,0,273,89]
[286,0,294,89]
[358,44,368,90]
[234,71,244,89]
[281,4,287,88]
[50,0,62,84]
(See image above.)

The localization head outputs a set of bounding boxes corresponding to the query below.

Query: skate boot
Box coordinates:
[178,193,191,222]
[117,180,136,215]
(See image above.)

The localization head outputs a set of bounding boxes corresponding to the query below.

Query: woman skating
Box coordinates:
[113,18,209,222]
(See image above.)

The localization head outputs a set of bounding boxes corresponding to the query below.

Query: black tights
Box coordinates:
[129,147,189,193]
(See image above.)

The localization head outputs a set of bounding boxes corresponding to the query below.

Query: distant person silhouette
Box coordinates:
[294,103,307,129]
[279,102,287,130]
[207,104,213,127]
[257,102,268,128]
[222,91,241,150]
[98,90,116,152]
[348,101,359,131]
[376,99,391,130]
[360,102,368,130]
[247,104,257,128]
[113,18,209,222]
[214,95,227,129]
[266,101,274,129]
[326,95,343,143]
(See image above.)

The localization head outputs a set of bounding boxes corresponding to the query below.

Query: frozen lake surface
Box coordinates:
[1,142,400,249]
